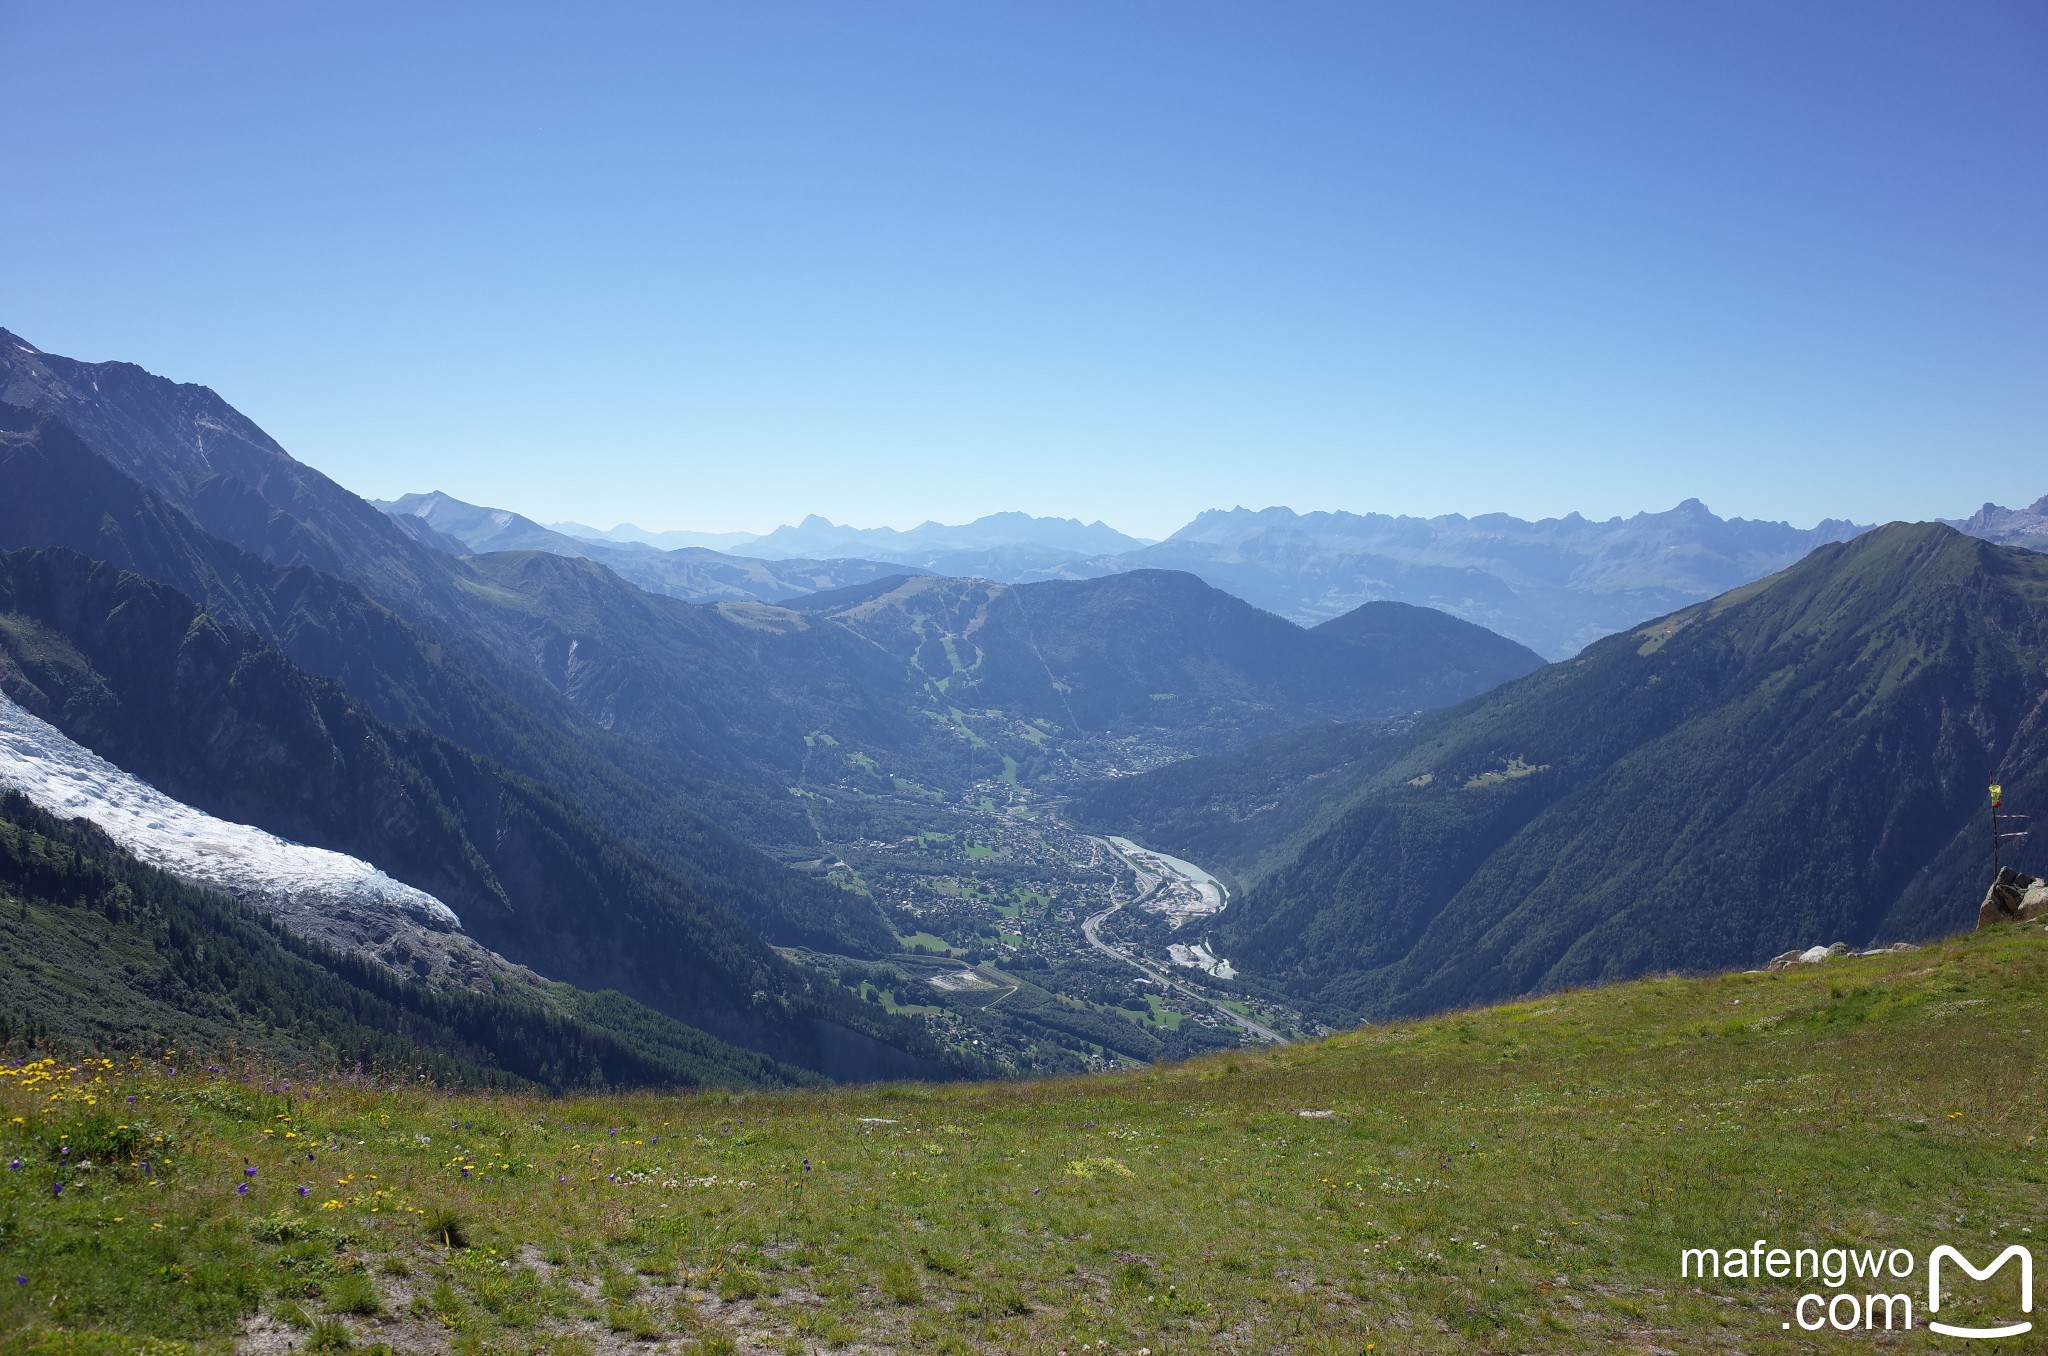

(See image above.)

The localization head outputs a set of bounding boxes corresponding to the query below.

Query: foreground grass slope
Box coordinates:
[5,924,2045,1354]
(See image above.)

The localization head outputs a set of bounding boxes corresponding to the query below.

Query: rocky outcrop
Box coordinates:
[1977,867,2047,929]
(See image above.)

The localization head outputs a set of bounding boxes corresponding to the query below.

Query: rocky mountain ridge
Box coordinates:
[1948,495,2048,551]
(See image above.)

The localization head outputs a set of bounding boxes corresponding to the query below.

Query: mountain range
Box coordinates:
[0,325,1558,1081]
[381,491,930,606]
[467,497,1895,660]
[1077,521,2048,1023]
[565,500,1994,668]
[0,363,1526,856]
[0,400,896,947]
[1116,502,1874,658]
[781,571,1541,757]
[0,546,956,1081]
[726,511,1151,561]
[548,521,763,552]
[9,321,2048,1085]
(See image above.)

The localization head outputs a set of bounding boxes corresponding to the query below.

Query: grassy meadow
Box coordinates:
[5,926,2047,1354]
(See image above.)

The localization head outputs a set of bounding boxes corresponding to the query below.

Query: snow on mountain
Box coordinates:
[0,688,534,988]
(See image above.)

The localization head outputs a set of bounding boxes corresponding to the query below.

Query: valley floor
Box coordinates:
[794,774,1309,1075]
[6,923,2045,1354]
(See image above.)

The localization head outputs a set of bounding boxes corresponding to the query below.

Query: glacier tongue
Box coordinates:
[0,686,467,938]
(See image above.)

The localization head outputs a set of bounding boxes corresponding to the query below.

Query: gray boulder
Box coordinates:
[2020,880,2048,922]
[1977,867,2040,929]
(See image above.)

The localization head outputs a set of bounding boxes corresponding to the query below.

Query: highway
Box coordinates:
[1077,835,1285,1044]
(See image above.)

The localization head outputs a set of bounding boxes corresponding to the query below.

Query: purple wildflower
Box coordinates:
[14,1276,24,1286]
[245,1166,257,1177]
[236,1183,249,1196]
[298,1186,309,1197]
[7,1159,20,1172]
[51,1183,63,1197]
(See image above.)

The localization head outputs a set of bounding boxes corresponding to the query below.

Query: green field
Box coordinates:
[1142,996,1184,1032]
[5,927,2046,1354]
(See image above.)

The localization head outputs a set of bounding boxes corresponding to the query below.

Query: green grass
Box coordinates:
[5,929,2048,1352]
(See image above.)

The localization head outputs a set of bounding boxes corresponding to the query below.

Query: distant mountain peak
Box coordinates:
[1945,495,2048,550]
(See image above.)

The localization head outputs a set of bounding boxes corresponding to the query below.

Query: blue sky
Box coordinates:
[3,1,2042,539]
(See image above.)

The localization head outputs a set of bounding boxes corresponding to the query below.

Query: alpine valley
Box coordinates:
[2,324,2043,1093]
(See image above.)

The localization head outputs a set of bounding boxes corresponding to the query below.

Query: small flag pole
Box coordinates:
[1992,783,2004,877]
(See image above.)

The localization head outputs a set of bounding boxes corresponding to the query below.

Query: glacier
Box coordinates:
[0,687,534,995]
[0,688,459,929]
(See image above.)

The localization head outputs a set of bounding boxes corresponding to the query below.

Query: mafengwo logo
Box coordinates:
[1681,1240,2033,1336]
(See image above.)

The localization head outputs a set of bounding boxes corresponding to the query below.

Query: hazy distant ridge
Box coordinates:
[380,491,930,606]
[491,495,1918,659]
[1125,499,1875,657]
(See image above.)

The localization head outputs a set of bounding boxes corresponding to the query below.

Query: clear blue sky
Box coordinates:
[3,1,2042,538]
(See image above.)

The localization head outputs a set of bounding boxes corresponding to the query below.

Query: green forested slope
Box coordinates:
[0,406,895,953]
[0,550,968,1082]
[1081,523,2048,1022]
[795,570,1542,754]
[1312,597,1550,694]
